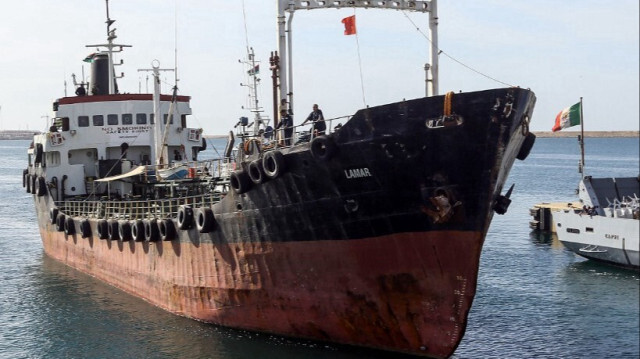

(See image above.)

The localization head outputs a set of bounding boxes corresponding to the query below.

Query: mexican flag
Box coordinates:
[552,102,581,132]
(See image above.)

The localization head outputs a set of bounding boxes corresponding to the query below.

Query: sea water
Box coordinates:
[0,137,638,359]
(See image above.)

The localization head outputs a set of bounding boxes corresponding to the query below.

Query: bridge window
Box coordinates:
[136,113,147,124]
[163,114,174,124]
[107,114,118,125]
[122,114,133,125]
[150,114,155,124]
[93,115,104,126]
[78,116,89,127]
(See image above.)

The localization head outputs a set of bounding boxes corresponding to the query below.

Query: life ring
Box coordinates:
[36,176,47,197]
[248,160,266,184]
[97,219,109,239]
[310,136,336,161]
[49,208,59,224]
[131,220,145,241]
[159,219,176,241]
[107,219,120,241]
[55,213,66,232]
[64,217,76,235]
[144,219,160,242]
[118,221,132,241]
[177,205,193,230]
[80,219,92,239]
[517,133,536,161]
[230,170,252,194]
[243,139,261,155]
[262,150,286,179]
[196,207,215,233]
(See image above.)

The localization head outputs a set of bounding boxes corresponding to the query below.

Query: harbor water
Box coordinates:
[1,137,638,358]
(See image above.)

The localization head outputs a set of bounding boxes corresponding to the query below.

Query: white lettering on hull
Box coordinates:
[344,168,372,179]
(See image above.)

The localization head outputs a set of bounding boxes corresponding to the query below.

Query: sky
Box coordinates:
[0,0,638,135]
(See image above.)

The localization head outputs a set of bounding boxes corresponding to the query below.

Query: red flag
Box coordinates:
[342,15,356,35]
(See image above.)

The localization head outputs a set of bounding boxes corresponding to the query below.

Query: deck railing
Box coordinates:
[56,192,224,220]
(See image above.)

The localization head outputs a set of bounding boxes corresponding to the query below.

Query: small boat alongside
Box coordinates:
[553,176,640,269]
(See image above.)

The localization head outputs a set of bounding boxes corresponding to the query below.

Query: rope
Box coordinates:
[444,91,453,116]
[401,11,514,88]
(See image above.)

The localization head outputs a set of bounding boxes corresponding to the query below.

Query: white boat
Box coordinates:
[553,176,639,269]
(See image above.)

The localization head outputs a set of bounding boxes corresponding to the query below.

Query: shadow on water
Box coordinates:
[528,230,565,250]
[27,254,418,359]
[566,259,640,278]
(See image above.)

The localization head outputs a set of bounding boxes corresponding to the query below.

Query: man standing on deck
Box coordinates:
[301,104,326,137]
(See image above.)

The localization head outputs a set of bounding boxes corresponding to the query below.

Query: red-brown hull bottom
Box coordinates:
[40,216,483,358]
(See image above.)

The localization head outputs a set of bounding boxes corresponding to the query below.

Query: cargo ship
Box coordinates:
[24,1,537,358]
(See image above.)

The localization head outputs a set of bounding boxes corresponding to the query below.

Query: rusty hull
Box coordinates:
[39,214,482,358]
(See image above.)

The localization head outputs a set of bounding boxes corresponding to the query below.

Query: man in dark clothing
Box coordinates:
[276,109,294,146]
[301,104,326,137]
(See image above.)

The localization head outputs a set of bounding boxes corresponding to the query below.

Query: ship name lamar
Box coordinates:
[344,167,372,179]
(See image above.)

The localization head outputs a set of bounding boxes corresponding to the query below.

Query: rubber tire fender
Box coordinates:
[64,217,75,235]
[159,219,176,241]
[80,219,92,239]
[196,207,215,233]
[97,219,109,239]
[131,220,145,242]
[144,219,160,242]
[248,160,266,184]
[310,135,336,161]
[118,221,132,242]
[517,133,536,161]
[36,177,47,197]
[230,171,251,194]
[262,151,286,179]
[49,208,59,225]
[107,219,120,241]
[177,205,193,230]
[55,213,66,232]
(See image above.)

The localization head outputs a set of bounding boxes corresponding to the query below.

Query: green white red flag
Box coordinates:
[552,102,581,132]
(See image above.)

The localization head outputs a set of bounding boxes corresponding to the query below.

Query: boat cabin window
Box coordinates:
[150,114,155,124]
[122,114,133,125]
[107,114,118,125]
[163,114,174,124]
[78,116,89,127]
[181,114,187,128]
[586,227,594,232]
[93,115,104,126]
[136,113,147,124]
[567,228,580,234]
[46,151,61,167]
[54,117,70,131]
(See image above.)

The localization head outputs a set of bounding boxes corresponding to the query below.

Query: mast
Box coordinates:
[86,0,131,95]
[579,97,585,178]
[276,0,436,112]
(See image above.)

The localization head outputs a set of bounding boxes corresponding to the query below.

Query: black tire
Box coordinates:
[107,220,120,241]
[144,219,159,242]
[64,217,75,235]
[248,160,266,184]
[26,173,31,193]
[310,135,336,161]
[97,219,109,239]
[196,207,215,233]
[80,219,92,239]
[517,133,536,161]
[230,171,251,194]
[36,177,47,197]
[23,169,28,188]
[177,205,193,230]
[30,175,37,194]
[118,221,132,241]
[49,208,59,225]
[131,220,145,242]
[55,213,66,232]
[262,150,286,179]
[159,219,176,241]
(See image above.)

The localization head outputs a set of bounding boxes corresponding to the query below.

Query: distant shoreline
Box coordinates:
[1,130,637,141]
[533,131,639,138]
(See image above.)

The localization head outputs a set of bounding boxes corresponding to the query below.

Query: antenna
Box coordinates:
[174,0,179,86]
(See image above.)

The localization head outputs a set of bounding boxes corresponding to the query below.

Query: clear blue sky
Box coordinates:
[0,0,638,134]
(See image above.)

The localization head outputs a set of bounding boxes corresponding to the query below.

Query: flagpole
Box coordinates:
[579,96,585,179]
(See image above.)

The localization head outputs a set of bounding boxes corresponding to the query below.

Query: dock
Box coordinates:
[529,202,581,232]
